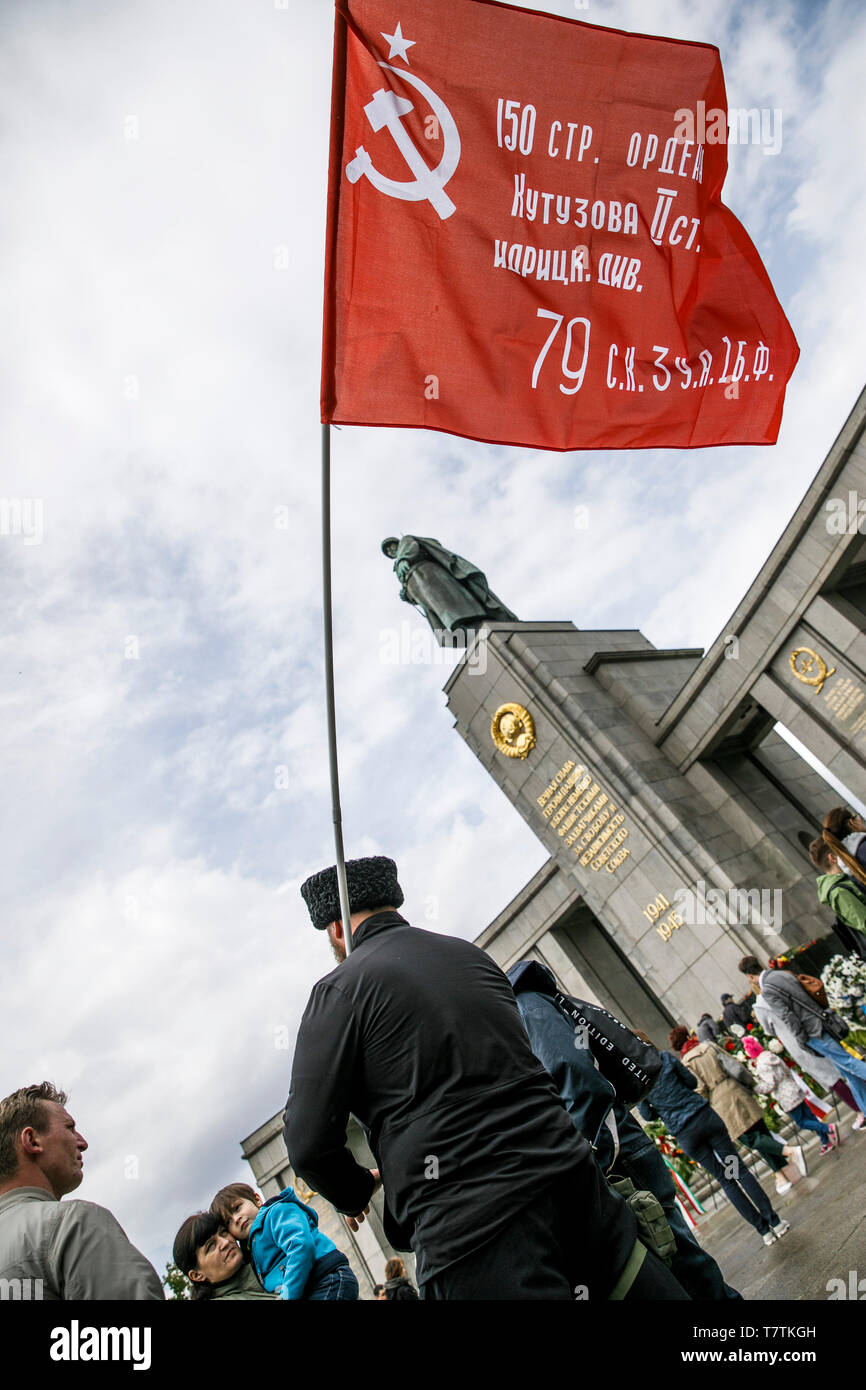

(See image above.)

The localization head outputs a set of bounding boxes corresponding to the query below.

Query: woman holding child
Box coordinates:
[173,1180,359,1301]
[172,1212,276,1300]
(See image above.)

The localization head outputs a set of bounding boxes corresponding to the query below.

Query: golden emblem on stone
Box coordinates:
[491,702,536,759]
[294,1177,317,1202]
[789,647,836,693]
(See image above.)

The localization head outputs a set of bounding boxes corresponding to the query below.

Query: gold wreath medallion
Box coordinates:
[491,702,536,759]
[789,647,836,693]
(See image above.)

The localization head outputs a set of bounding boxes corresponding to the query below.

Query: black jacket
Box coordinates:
[721,997,755,1029]
[696,1014,719,1043]
[638,1051,710,1136]
[384,1275,418,1300]
[284,912,636,1287]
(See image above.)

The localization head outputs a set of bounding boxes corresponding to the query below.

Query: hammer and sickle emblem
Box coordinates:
[345,64,461,220]
[789,646,836,693]
[491,702,536,760]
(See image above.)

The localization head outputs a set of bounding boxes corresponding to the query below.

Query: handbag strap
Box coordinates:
[761,970,837,1029]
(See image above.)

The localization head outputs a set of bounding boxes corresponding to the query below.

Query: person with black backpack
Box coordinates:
[507,960,739,1298]
[810,836,866,962]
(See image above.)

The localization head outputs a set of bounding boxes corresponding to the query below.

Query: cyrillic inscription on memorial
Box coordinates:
[780,637,866,741]
[822,674,866,736]
[537,759,630,873]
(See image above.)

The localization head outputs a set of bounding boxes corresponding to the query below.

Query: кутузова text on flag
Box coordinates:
[321,0,799,451]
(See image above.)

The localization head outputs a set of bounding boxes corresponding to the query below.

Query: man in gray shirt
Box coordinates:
[0,1081,163,1300]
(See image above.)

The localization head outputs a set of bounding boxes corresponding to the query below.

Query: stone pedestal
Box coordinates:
[446,621,841,1038]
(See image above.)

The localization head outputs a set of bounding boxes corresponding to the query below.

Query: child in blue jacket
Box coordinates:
[211,1182,358,1300]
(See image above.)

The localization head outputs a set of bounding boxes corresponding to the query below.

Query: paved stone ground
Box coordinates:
[690,1121,866,1300]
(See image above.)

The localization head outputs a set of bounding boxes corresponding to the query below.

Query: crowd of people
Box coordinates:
[645,803,866,1253]
[649,967,862,1250]
[2,804,865,1300]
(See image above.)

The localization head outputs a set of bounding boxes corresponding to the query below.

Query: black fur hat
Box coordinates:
[300,855,404,929]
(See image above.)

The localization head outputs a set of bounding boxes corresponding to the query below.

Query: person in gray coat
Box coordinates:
[739,957,866,1119]
[696,1014,720,1044]
[0,1082,163,1300]
[753,993,865,1129]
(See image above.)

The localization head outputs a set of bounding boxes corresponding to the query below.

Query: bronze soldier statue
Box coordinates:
[381,535,517,641]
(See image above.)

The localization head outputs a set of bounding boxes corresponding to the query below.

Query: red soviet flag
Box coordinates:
[322,0,799,450]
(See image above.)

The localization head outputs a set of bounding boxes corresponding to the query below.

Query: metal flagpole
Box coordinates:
[321,421,354,955]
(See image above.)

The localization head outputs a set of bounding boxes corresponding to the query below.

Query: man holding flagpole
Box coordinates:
[284,855,690,1299]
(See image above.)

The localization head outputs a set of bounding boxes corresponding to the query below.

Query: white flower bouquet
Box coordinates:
[821,954,866,1028]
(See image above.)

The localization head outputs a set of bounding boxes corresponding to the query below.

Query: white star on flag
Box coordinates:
[381,22,415,64]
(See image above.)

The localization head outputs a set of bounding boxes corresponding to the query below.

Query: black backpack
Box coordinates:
[551,993,663,1104]
[548,992,675,1269]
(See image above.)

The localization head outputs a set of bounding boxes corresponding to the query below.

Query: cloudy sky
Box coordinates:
[2,0,865,1280]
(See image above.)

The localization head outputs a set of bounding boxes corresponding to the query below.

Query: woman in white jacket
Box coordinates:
[743,1036,838,1155]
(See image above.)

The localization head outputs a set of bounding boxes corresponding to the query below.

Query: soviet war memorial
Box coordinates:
[242,388,866,1310]
[5,0,866,1370]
